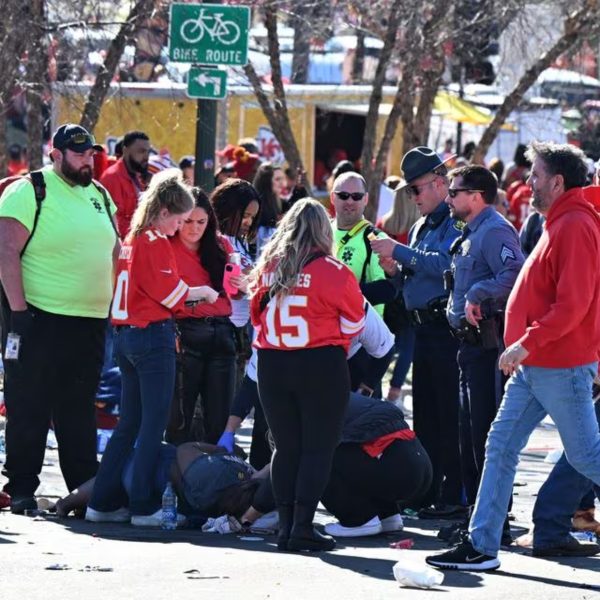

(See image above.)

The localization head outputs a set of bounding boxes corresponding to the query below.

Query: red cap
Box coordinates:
[216,144,237,161]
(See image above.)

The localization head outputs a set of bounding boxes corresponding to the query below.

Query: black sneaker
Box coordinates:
[426,540,501,571]
[418,504,469,520]
[438,520,468,542]
[10,496,37,515]
[532,535,600,558]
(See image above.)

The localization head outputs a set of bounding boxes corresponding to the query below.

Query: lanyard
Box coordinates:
[339,219,370,248]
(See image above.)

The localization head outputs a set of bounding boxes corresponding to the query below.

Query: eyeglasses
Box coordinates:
[447,188,485,199]
[406,177,439,197]
[334,191,366,201]
[57,133,96,149]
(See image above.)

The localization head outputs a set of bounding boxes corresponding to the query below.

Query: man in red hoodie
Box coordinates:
[427,141,600,571]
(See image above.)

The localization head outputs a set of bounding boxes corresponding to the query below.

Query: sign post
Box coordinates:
[169,2,250,192]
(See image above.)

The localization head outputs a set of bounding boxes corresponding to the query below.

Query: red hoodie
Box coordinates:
[504,187,600,368]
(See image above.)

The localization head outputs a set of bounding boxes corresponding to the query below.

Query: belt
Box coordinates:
[114,318,174,332]
[450,324,480,345]
[178,316,232,325]
[411,306,447,326]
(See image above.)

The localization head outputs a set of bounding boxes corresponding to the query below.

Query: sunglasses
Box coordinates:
[406,177,439,197]
[447,188,485,199]
[334,191,366,201]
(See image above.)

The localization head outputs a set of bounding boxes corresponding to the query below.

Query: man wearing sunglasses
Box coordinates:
[370,146,465,520]
[331,172,395,397]
[442,165,524,546]
[331,172,389,318]
[0,124,120,514]
[428,142,600,571]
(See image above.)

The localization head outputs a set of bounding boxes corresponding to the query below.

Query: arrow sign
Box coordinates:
[195,73,222,96]
[187,67,228,100]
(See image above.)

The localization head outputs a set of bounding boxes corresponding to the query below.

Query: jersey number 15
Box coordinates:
[264,295,309,348]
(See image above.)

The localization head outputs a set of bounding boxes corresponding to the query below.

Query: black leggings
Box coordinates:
[321,439,433,527]
[257,346,350,506]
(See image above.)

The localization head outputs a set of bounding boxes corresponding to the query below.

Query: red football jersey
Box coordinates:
[250,255,366,352]
[111,227,189,327]
[508,184,532,232]
[170,234,234,319]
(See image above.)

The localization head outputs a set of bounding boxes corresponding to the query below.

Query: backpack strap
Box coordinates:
[360,224,381,284]
[92,179,121,240]
[19,170,46,258]
[338,219,371,248]
[259,251,327,314]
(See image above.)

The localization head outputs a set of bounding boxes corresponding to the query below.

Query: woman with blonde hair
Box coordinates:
[87,169,218,527]
[376,181,420,244]
[249,199,365,552]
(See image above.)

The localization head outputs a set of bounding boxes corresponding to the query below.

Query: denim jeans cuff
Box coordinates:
[471,537,499,558]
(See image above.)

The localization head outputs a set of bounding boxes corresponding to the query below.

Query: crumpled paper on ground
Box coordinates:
[201,515,243,534]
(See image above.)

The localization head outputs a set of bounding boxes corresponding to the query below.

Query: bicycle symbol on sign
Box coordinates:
[180,9,241,45]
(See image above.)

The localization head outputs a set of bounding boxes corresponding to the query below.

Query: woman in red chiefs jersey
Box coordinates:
[87,169,219,528]
[249,198,366,552]
[167,189,241,445]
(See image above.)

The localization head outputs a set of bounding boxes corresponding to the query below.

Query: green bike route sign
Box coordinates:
[169,3,250,66]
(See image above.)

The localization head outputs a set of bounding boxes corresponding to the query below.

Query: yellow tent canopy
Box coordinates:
[434,91,516,131]
[319,92,516,131]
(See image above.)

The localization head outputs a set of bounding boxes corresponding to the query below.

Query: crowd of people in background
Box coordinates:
[2,124,600,572]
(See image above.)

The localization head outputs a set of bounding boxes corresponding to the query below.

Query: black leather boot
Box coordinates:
[277,504,294,551]
[288,503,336,552]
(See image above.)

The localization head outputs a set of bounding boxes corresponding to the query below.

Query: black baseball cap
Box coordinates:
[52,124,103,153]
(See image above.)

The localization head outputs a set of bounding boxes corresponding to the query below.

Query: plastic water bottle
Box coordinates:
[162,482,178,530]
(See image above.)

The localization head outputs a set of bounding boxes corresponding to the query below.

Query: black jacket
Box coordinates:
[340,393,411,444]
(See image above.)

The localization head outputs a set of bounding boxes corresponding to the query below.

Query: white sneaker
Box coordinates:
[380,513,404,533]
[130,509,186,528]
[324,516,382,537]
[85,506,130,523]
[251,510,279,531]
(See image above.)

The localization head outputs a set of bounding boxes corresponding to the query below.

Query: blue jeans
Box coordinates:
[532,401,600,548]
[469,362,600,557]
[89,320,176,516]
[390,327,416,389]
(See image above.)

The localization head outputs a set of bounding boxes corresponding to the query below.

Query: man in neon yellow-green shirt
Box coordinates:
[331,173,389,314]
[331,172,397,395]
[0,124,120,514]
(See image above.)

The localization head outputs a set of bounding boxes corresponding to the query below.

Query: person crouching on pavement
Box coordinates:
[86,169,219,527]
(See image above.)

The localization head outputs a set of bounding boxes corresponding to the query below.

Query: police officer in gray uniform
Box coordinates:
[445,164,524,538]
[371,147,465,519]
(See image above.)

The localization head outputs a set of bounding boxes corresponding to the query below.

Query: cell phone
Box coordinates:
[223,263,242,295]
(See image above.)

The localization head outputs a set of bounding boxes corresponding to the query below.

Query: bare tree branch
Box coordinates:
[0,0,29,176]
[79,0,156,133]
[359,0,403,192]
[473,2,600,163]
[25,0,47,170]
[264,1,288,113]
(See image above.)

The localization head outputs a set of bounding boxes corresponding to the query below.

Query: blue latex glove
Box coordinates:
[217,431,235,452]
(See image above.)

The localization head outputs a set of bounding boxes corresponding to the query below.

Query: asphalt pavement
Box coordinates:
[1,405,599,599]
